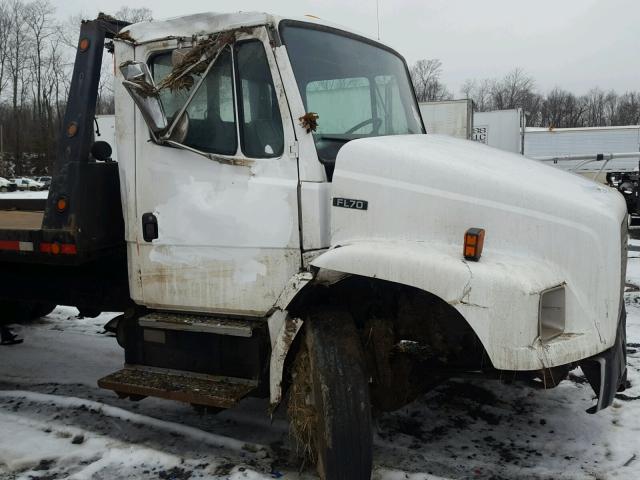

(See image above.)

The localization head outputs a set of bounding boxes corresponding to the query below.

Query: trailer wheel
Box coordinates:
[288,309,372,480]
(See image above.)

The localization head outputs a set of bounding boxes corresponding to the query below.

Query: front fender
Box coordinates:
[310,241,603,370]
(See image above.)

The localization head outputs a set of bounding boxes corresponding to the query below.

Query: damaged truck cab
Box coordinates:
[1,11,625,480]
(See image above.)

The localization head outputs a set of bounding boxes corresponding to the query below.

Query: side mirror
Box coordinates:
[91,140,112,161]
[120,61,168,134]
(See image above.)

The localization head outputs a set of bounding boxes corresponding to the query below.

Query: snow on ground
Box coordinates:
[3,258,640,479]
[0,191,48,199]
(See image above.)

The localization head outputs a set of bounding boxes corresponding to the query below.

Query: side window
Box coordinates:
[150,47,237,156]
[235,41,284,158]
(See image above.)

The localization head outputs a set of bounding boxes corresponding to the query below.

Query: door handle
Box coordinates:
[142,212,158,242]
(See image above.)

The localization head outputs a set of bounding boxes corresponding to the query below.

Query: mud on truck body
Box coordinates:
[0,12,629,480]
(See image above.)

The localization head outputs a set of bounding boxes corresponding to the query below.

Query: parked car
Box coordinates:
[34,176,52,189]
[0,177,17,192]
[13,177,45,191]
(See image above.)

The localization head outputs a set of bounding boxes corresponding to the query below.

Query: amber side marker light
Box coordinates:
[66,122,78,137]
[79,38,90,52]
[56,196,67,212]
[464,228,485,261]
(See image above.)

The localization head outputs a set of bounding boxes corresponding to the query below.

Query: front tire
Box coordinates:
[289,308,373,480]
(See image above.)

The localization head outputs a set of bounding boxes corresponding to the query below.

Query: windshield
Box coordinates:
[280,23,424,163]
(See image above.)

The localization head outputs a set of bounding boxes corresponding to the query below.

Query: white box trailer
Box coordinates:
[524,126,640,182]
[472,109,523,154]
[419,99,472,139]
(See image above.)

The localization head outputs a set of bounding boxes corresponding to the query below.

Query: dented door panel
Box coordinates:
[131,28,301,316]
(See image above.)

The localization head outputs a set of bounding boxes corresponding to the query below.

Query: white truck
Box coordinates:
[472,108,524,154]
[0,12,629,480]
[525,126,640,180]
[525,126,640,216]
[419,99,473,139]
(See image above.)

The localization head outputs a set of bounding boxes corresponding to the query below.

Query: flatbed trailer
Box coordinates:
[0,210,43,231]
[0,15,131,313]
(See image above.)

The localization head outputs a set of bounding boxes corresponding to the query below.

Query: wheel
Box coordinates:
[0,186,6,192]
[288,308,372,480]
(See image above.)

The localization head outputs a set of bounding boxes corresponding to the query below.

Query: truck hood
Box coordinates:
[331,134,626,250]
[329,134,627,353]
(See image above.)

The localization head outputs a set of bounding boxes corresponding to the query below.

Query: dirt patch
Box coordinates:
[213,462,235,475]
[34,459,56,471]
[158,466,192,479]
[436,381,500,406]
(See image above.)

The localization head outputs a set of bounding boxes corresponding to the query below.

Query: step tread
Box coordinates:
[98,367,257,409]
[139,312,263,337]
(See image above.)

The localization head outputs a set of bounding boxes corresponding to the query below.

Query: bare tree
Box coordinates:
[1,3,637,178]
[96,59,114,114]
[461,78,493,112]
[6,0,33,172]
[0,1,11,100]
[582,88,607,127]
[461,68,542,124]
[540,88,586,128]
[25,0,55,120]
[490,68,537,111]
[603,91,619,126]
[410,59,452,102]
[616,92,640,125]
[114,6,152,23]
[0,3,160,175]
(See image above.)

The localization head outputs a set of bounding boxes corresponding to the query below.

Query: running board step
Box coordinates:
[98,367,257,409]
[138,311,264,337]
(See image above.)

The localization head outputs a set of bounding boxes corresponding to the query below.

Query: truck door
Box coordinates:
[133,31,300,316]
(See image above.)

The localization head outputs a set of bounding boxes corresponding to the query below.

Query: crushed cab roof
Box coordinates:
[119,11,383,47]
[120,12,272,44]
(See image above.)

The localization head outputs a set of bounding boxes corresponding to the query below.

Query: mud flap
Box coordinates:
[580,306,627,413]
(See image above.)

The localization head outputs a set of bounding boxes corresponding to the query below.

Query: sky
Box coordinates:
[52,0,640,97]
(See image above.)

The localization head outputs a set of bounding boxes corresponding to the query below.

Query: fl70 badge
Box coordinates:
[332,197,368,211]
